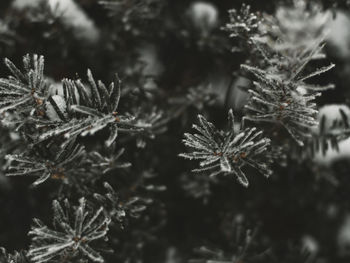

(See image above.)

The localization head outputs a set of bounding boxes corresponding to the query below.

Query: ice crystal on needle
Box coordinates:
[27,198,110,263]
[180,110,272,187]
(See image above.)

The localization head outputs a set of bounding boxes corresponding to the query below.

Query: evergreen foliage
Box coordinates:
[180,110,272,186]
[27,198,110,263]
[0,0,350,262]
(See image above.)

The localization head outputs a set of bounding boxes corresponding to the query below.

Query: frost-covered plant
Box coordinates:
[224,0,333,72]
[6,140,132,188]
[1,0,348,262]
[37,70,144,147]
[6,141,86,186]
[27,198,110,263]
[223,3,263,52]
[254,0,334,84]
[241,40,334,146]
[180,110,272,187]
[0,54,146,147]
[0,54,48,115]
[227,0,335,147]
[241,61,333,146]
